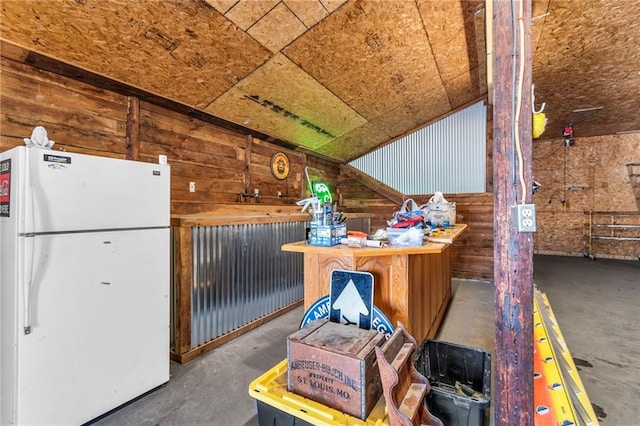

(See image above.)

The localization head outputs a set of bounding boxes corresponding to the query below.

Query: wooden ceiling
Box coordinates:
[1,0,639,163]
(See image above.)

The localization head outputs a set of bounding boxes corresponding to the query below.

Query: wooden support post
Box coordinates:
[244,134,252,198]
[126,96,140,160]
[492,0,534,424]
[171,225,192,362]
[485,103,494,193]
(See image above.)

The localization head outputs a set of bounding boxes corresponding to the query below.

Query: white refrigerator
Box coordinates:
[0,146,171,425]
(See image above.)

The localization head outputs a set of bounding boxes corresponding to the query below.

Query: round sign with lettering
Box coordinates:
[270,152,290,180]
[300,295,395,337]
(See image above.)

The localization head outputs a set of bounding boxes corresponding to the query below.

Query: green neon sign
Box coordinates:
[312,182,332,204]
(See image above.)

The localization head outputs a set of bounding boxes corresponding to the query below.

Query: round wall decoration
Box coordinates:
[270,152,290,180]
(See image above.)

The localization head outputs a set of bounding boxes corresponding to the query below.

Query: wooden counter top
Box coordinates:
[281,223,467,256]
[426,223,467,243]
[282,240,448,255]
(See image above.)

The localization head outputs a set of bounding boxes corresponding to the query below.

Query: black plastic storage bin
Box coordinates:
[256,401,313,426]
[414,340,491,426]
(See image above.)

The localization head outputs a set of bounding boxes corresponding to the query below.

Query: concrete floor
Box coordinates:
[91,254,640,425]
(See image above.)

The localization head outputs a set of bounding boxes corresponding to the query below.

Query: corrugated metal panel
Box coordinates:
[350,101,486,194]
[190,222,305,348]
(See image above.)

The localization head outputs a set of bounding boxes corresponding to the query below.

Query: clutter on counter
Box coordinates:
[297,170,348,247]
[423,192,456,227]
[297,181,467,249]
[383,195,457,246]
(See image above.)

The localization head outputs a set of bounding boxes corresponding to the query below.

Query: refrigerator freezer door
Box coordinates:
[15,228,170,425]
[1,147,25,424]
[23,147,169,233]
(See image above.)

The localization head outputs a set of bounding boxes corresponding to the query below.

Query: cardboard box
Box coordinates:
[309,223,346,246]
[287,319,385,420]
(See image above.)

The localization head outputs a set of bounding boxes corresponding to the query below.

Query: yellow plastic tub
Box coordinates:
[248,359,391,426]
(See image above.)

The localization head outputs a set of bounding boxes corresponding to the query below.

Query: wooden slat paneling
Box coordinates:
[0,58,127,154]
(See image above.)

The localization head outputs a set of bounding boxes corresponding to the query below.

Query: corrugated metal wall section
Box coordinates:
[190,222,305,348]
[349,101,486,194]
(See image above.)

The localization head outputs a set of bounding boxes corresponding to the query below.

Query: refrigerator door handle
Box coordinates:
[22,235,35,334]
[26,147,36,234]
[23,151,37,334]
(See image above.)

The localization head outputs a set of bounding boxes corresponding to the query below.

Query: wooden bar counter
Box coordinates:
[282,224,467,344]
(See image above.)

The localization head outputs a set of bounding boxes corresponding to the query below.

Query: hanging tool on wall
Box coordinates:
[532,84,547,139]
[563,122,575,146]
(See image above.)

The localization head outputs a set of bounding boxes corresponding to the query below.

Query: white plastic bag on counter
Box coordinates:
[387,198,425,227]
[421,192,456,227]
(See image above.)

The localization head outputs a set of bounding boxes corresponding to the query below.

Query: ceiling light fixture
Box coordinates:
[571,106,603,113]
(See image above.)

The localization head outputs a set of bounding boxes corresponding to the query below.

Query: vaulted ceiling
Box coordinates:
[1,0,639,163]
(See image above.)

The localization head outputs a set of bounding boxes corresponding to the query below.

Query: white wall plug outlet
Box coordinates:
[511,204,537,232]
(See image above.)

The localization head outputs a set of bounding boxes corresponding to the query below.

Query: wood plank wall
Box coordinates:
[0,57,341,217]
[0,58,129,157]
[337,169,399,228]
[532,134,640,260]
[446,193,494,280]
